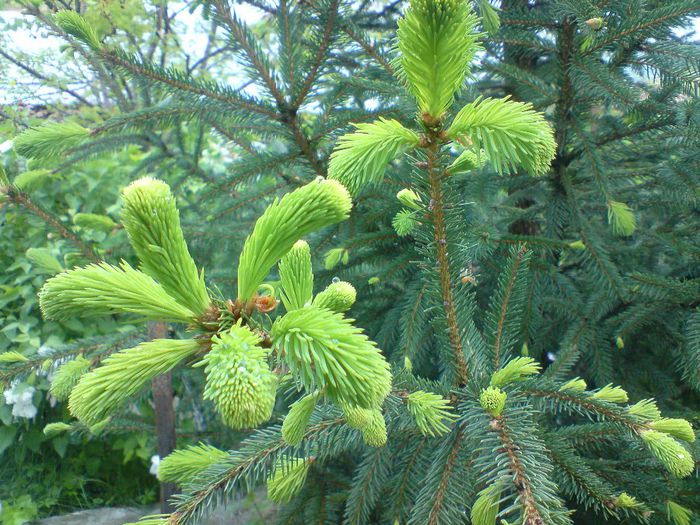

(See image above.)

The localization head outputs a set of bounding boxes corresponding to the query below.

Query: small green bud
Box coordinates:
[368,276,380,285]
[615,492,642,509]
[490,357,540,387]
[592,384,628,403]
[267,457,312,503]
[406,390,456,437]
[282,392,319,446]
[43,422,72,437]
[649,419,695,443]
[396,188,422,210]
[199,323,277,429]
[404,356,413,371]
[0,351,29,363]
[559,377,587,393]
[480,386,507,417]
[627,399,661,421]
[361,410,387,447]
[615,336,624,349]
[313,281,356,313]
[568,240,586,250]
[667,501,692,525]
[640,430,694,478]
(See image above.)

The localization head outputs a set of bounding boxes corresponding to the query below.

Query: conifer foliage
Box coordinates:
[1,1,698,524]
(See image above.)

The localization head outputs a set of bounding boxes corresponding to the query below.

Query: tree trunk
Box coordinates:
[149,322,177,513]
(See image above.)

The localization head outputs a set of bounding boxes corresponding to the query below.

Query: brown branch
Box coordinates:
[292,0,339,109]
[427,429,463,525]
[493,245,527,368]
[6,186,99,262]
[492,416,544,525]
[100,49,278,118]
[424,131,469,386]
[210,0,286,108]
[0,48,92,106]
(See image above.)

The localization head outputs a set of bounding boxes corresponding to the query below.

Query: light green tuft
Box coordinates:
[26,248,63,274]
[480,386,507,417]
[157,443,229,485]
[279,240,314,311]
[406,390,457,437]
[121,177,210,316]
[361,409,387,447]
[447,96,555,176]
[592,384,628,404]
[627,398,661,421]
[14,121,90,159]
[73,213,116,233]
[396,188,422,210]
[667,501,693,525]
[0,351,29,363]
[615,492,643,509]
[324,247,348,271]
[341,402,373,430]
[559,377,587,393]
[271,306,391,409]
[55,10,101,49]
[50,355,91,401]
[471,483,501,525]
[237,178,352,301]
[449,149,486,173]
[392,209,419,237]
[198,323,277,429]
[267,457,312,503]
[640,430,694,478]
[607,201,636,237]
[69,339,200,425]
[313,281,356,313]
[43,422,72,437]
[39,261,196,323]
[282,392,319,446]
[396,0,481,118]
[477,0,500,36]
[328,118,419,195]
[649,419,695,443]
[490,356,541,387]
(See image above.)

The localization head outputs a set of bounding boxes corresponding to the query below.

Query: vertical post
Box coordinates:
[149,321,177,513]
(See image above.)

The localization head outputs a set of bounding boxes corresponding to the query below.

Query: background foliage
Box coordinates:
[1,0,699,524]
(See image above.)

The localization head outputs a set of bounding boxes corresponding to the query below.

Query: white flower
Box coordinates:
[3,383,37,419]
[149,454,161,476]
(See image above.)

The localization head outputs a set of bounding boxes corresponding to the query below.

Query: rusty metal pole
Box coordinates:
[149,321,177,513]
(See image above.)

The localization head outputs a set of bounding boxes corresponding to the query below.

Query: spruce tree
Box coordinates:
[1,1,698,524]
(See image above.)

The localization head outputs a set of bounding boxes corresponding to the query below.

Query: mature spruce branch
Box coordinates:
[423,131,469,386]
[5,186,99,262]
[493,415,545,525]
